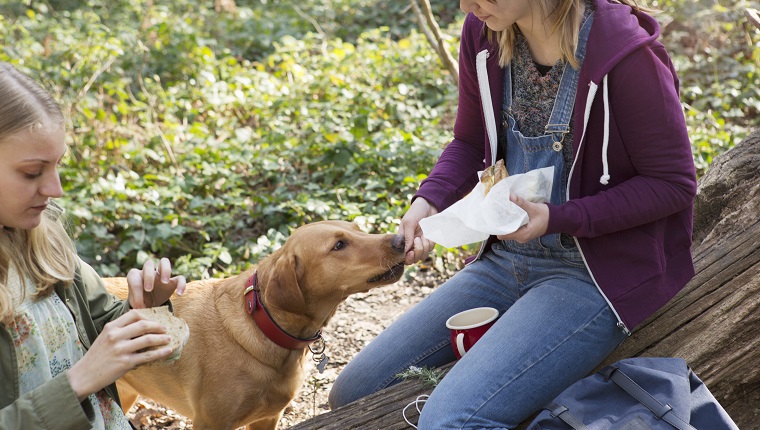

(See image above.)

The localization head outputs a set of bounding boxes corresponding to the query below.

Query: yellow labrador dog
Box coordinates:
[104,221,406,430]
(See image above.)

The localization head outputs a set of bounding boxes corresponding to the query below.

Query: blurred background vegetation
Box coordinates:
[1,0,757,279]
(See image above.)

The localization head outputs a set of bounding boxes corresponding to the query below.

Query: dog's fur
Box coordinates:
[104,221,406,430]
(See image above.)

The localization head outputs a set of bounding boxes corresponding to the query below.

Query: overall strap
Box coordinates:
[544,12,595,143]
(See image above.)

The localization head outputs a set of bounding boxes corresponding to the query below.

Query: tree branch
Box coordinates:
[746,8,760,30]
[410,0,458,87]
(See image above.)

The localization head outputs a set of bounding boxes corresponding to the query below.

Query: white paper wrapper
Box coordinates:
[419,166,554,248]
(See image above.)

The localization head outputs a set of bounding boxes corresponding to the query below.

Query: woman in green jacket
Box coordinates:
[0,62,187,429]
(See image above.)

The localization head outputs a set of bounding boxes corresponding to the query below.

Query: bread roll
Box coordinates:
[134,306,190,364]
[481,159,509,195]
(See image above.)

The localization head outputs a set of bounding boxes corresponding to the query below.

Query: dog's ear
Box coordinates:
[263,254,307,315]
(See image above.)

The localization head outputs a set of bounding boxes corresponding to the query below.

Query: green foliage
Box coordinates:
[1,0,452,278]
[396,365,446,388]
[657,0,760,174]
[0,0,756,278]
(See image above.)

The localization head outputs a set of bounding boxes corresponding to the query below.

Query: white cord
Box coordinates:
[475,49,498,166]
[599,74,611,185]
[402,394,430,429]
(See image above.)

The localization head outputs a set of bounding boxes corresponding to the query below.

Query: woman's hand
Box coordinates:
[497,195,549,243]
[66,310,173,401]
[127,258,186,309]
[398,198,438,265]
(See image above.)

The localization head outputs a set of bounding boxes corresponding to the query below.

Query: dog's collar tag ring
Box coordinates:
[244,271,323,351]
[309,338,330,374]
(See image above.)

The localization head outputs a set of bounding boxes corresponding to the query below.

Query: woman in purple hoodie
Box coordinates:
[330,0,696,427]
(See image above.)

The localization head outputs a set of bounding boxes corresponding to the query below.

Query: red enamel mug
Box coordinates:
[446,307,499,359]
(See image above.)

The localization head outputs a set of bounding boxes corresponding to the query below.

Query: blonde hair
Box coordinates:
[0,63,77,324]
[486,0,653,68]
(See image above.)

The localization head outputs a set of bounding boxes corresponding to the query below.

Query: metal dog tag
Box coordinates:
[316,354,329,374]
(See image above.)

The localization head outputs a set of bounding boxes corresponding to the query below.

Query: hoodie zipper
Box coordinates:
[568,79,629,335]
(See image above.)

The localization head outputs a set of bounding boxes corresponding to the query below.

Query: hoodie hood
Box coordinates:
[575,1,664,185]
[582,1,661,83]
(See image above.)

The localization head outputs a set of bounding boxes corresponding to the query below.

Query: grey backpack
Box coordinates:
[527,357,738,429]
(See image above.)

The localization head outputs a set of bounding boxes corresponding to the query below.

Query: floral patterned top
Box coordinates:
[7,266,131,430]
[510,1,595,166]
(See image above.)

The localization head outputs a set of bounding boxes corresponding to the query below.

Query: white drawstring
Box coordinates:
[402,394,430,428]
[599,74,611,185]
[565,81,599,195]
[476,49,498,166]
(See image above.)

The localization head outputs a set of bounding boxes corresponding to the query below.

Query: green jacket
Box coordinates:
[0,258,131,429]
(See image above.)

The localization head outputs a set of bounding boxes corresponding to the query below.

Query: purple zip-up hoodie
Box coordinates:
[415,0,697,331]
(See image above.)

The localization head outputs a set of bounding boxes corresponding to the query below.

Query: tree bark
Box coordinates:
[288,129,760,429]
[746,8,760,30]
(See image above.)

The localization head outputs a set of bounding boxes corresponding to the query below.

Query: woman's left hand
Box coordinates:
[126,257,186,309]
[496,195,549,243]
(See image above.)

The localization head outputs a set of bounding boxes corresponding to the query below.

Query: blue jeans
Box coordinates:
[329,241,627,429]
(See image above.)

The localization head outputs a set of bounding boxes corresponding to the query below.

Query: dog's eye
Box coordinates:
[333,240,346,251]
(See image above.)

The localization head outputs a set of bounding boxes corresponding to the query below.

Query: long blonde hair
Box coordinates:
[486,0,653,68]
[0,63,77,324]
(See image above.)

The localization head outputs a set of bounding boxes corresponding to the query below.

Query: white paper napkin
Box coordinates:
[419,166,554,248]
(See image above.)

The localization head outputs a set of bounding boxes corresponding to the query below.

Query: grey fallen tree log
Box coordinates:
[288,129,760,429]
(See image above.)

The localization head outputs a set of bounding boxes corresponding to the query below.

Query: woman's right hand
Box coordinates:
[66,310,173,401]
[398,197,438,265]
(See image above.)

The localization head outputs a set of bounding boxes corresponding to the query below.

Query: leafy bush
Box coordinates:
[0,0,756,279]
[658,0,760,174]
[1,1,454,279]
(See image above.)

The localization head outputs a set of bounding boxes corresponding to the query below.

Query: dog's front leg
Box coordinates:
[245,413,282,430]
[115,379,140,413]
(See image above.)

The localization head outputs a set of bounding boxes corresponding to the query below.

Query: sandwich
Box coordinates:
[481,159,509,195]
[134,306,190,365]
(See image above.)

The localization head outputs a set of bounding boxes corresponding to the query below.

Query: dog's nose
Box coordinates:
[391,234,405,253]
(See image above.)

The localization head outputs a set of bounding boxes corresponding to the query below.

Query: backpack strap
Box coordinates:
[544,402,590,430]
[600,365,697,430]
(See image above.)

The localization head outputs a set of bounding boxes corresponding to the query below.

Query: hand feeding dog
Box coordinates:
[104,220,406,430]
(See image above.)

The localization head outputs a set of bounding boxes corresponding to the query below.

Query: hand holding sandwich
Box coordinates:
[496,194,548,243]
[67,310,175,401]
[127,257,187,309]
[67,259,188,402]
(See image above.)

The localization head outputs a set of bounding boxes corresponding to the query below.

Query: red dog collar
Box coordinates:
[244,271,322,350]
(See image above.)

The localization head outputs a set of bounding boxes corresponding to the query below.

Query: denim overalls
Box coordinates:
[330,11,628,429]
[501,20,589,254]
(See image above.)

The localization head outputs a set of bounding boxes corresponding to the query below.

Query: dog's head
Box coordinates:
[257,220,406,327]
